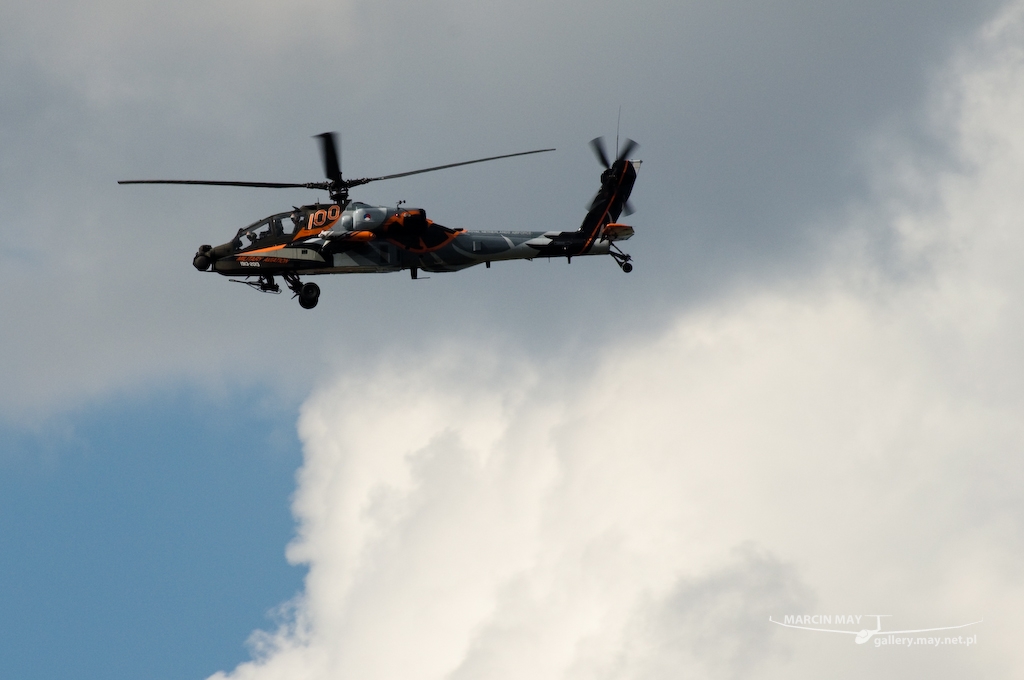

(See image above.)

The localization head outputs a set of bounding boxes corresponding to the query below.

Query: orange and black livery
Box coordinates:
[121,132,640,308]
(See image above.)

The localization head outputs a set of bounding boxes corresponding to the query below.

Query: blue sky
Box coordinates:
[0,389,303,680]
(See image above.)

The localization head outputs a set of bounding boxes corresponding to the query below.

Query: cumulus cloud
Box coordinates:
[211,4,1024,679]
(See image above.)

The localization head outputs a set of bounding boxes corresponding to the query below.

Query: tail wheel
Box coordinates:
[609,244,633,272]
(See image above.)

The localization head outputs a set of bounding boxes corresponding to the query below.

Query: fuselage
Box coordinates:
[191,155,639,299]
[198,200,632,277]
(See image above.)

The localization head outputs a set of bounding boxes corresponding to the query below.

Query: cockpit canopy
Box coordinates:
[234,211,306,251]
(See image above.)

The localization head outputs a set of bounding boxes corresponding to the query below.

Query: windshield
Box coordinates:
[234,211,304,250]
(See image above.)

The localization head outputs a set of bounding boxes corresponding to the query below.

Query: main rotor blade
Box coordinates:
[348,148,555,186]
[590,137,611,169]
[315,132,342,185]
[118,179,328,189]
[119,146,556,193]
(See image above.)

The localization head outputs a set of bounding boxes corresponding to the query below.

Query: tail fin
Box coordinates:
[578,158,640,241]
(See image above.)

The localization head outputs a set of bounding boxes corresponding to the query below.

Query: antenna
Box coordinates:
[616,106,621,155]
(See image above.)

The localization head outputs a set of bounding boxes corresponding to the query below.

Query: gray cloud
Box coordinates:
[0,0,1007,418]
[607,546,814,680]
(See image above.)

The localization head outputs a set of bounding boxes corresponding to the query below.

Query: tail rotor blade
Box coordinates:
[315,132,342,185]
[590,137,611,169]
[616,138,638,163]
[622,200,636,216]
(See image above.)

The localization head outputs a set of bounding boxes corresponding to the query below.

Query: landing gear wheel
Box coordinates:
[299,282,320,309]
[609,243,633,273]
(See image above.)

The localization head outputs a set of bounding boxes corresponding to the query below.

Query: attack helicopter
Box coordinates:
[119,133,640,309]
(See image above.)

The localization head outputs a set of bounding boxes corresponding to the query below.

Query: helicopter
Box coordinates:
[119,133,640,309]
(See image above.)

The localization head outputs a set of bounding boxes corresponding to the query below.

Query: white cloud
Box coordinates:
[209,4,1024,679]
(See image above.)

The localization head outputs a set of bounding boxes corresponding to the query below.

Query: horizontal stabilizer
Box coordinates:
[602,223,634,241]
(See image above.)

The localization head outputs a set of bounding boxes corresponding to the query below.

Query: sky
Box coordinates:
[1,0,1022,678]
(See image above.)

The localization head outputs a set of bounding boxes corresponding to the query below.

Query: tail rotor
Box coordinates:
[588,136,640,215]
[590,137,612,169]
[590,136,638,168]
